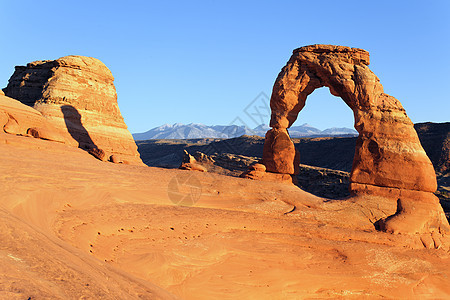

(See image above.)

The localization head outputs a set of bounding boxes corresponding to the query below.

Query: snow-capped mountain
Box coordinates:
[132,123,357,140]
[289,123,323,137]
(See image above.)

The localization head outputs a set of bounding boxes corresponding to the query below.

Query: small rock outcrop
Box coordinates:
[252,44,449,236]
[3,55,142,165]
[109,154,123,164]
[88,148,107,162]
[179,150,208,172]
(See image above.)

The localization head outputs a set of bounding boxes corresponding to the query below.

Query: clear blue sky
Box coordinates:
[1,1,449,133]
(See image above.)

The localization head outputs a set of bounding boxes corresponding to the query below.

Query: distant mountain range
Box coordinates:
[132,123,358,140]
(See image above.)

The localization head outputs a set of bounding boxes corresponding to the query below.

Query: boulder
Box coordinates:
[3,55,143,165]
[88,148,107,161]
[249,163,266,172]
[109,154,122,164]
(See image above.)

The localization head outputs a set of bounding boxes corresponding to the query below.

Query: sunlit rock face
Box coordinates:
[257,44,449,235]
[3,56,143,165]
[0,93,66,143]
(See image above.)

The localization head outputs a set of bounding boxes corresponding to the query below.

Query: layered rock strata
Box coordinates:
[252,44,449,235]
[3,56,142,165]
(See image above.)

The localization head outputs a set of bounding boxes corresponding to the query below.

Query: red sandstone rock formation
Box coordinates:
[3,56,142,165]
[179,150,208,172]
[262,128,300,175]
[0,94,66,143]
[254,44,449,236]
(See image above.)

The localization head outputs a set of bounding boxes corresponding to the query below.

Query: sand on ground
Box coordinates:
[1,132,449,299]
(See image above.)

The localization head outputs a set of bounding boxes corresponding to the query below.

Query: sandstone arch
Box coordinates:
[261,44,449,235]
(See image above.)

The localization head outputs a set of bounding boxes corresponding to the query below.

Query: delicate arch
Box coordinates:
[264,44,435,192]
[258,44,449,235]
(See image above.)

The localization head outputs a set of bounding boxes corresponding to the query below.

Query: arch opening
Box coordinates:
[291,87,355,134]
[289,87,358,199]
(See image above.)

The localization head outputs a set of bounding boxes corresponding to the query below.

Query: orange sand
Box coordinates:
[1,133,449,299]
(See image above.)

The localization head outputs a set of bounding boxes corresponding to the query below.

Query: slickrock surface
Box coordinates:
[3,55,142,165]
[0,94,66,143]
[257,44,449,236]
[1,133,450,298]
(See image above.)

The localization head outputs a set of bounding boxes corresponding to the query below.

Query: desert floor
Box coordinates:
[1,133,449,299]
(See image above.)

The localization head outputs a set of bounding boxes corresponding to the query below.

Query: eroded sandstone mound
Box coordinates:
[251,44,449,237]
[3,56,142,165]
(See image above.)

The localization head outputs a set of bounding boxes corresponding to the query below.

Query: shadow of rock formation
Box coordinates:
[61,105,97,150]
